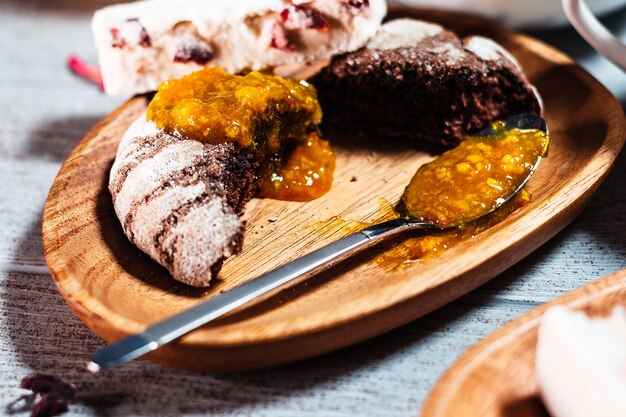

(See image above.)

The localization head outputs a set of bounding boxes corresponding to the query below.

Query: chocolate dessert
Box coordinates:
[109,118,258,287]
[110,68,333,287]
[310,18,542,147]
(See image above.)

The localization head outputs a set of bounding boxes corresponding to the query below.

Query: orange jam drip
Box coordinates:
[258,132,335,201]
[378,189,531,270]
[146,67,335,201]
[402,123,550,227]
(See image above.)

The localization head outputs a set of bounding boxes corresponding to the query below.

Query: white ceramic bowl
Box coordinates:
[390,0,626,29]
[563,0,626,70]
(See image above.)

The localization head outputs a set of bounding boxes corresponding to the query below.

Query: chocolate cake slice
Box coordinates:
[109,115,258,287]
[109,68,329,287]
[310,18,542,147]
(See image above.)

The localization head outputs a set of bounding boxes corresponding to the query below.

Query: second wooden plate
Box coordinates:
[421,268,626,417]
[42,8,626,371]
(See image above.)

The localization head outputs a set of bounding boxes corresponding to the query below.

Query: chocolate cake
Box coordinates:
[109,115,257,287]
[310,18,542,147]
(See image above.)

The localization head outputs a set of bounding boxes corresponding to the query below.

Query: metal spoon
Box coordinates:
[88,113,547,372]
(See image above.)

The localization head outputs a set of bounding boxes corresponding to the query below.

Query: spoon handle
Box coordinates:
[89,218,433,372]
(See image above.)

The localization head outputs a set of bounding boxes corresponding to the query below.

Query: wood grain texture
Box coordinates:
[3,2,626,416]
[421,267,626,417]
[41,7,626,372]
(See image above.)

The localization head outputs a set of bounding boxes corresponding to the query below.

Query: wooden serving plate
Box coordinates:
[421,267,626,417]
[42,7,626,372]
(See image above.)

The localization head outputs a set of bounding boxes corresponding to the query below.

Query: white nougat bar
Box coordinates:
[92,0,386,95]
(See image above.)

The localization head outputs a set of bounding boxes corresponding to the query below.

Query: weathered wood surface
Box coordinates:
[1,1,625,416]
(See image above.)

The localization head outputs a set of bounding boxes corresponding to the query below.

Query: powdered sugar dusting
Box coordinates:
[464,36,499,60]
[111,115,160,167]
[131,181,207,260]
[431,42,464,65]
[367,18,443,50]
[114,136,204,224]
[163,198,242,287]
[116,113,160,156]
[464,35,521,69]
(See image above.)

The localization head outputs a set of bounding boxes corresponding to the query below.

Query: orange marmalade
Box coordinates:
[147,67,334,201]
[258,132,335,201]
[402,123,550,227]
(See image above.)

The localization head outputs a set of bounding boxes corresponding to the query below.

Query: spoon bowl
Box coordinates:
[401,113,549,228]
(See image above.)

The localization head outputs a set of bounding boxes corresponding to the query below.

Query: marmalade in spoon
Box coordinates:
[402,122,550,227]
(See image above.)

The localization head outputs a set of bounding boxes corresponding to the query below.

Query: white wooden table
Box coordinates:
[1,2,625,416]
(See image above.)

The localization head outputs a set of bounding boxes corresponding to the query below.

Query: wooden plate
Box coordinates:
[421,267,626,417]
[42,7,626,372]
